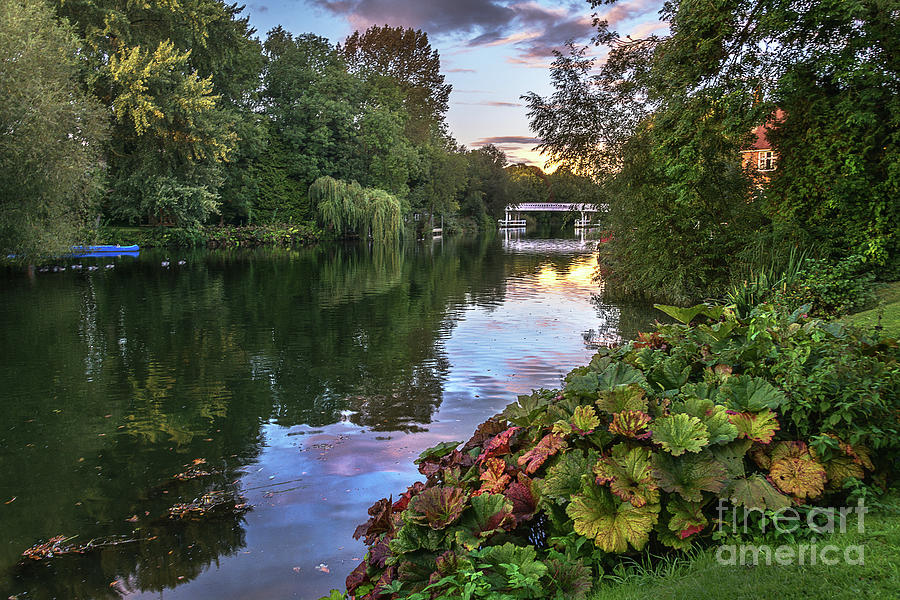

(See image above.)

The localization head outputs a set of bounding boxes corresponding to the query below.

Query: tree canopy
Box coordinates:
[0,0,107,260]
[527,0,899,300]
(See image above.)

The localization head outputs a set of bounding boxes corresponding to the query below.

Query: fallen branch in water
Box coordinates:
[21,534,142,561]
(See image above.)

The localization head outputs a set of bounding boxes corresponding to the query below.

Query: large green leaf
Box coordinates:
[545,558,593,600]
[718,376,786,412]
[502,391,552,426]
[452,493,514,550]
[648,357,691,392]
[653,303,708,325]
[651,413,709,455]
[407,486,467,530]
[708,439,752,478]
[565,371,599,398]
[414,441,461,464]
[390,524,445,554]
[672,397,738,445]
[596,384,648,414]
[729,409,780,443]
[593,444,659,507]
[542,449,599,504]
[650,451,728,502]
[478,542,548,584]
[667,497,707,539]
[566,482,659,553]
[608,410,652,440]
[596,363,646,391]
[729,474,791,511]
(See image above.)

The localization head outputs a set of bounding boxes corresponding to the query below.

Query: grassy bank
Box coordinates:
[841,281,900,338]
[590,502,899,600]
[98,224,321,249]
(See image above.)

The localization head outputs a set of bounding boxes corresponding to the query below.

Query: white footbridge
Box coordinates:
[499,203,606,229]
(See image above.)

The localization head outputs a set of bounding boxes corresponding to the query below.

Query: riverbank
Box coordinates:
[98,224,322,248]
[334,301,899,600]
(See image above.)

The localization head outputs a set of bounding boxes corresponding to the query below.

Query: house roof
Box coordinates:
[747,108,785,151]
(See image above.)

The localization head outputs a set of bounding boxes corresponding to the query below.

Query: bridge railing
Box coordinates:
[505,203,606,212]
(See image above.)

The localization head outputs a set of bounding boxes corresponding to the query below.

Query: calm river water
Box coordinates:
[0,232,658,599]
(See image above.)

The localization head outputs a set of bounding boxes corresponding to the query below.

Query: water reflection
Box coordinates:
[0,236,660,599]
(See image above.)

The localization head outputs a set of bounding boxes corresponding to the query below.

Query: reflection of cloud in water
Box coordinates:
[501,238,596,255]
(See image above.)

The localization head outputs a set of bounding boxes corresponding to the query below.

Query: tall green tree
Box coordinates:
[0,0,107,260]
[55,0,264,227]
[256,28,360,222]
[459,145,512,220]
[340,25,451,141]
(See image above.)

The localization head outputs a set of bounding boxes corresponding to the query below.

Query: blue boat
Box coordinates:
[71,245,139,253]
[69,244,140,258]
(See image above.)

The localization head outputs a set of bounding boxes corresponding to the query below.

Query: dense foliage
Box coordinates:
[0,3,605,257]
[336,303,898,599]
[310,176,402,242]
[0,0,107,261]
[526,0,898,301]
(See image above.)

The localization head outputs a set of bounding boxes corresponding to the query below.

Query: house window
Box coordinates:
[413,213,420,221]
[758,151,775,171]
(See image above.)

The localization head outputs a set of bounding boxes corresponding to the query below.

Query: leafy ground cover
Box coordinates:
[330,303,899,600]
[841,282,900,339]
[589,503,899,600]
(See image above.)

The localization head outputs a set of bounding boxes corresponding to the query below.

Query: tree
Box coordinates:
[257,28,360,221]
[507,164,551,205]
[459,145,512,220]
[0,0,107,260]
[55,0,264,227]
[341,25,451,141]
[527,0,898,300]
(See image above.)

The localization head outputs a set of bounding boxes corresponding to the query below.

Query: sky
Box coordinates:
[240,0,667,167]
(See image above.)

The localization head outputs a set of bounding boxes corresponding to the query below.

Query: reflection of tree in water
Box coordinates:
[585,293,661,346]
[11,497,248,599]
[0,234,630,595]
[0,272,266,596]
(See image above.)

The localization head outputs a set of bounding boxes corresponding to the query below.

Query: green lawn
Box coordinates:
[841,281,900,338]
[590,505,899,600]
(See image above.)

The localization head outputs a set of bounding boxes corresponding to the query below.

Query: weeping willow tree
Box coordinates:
[310,176,402,242]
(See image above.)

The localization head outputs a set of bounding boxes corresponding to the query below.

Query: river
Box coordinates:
[0,232,659,599]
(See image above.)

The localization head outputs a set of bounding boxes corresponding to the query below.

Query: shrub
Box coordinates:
[778,255,876,316]
[330,304,899,600]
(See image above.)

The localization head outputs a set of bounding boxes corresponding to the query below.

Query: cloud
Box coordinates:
[446,68,477,73]
[309,0,664,63]
[628,19,669,39]
[455,101,524,107]
[310,0,515,34]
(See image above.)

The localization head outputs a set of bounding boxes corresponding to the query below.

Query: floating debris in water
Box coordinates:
[172,458,212,482]
[21,534,139,561]
[167,491,250,520]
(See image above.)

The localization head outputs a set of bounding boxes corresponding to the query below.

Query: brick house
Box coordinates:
[740,109,785,183]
